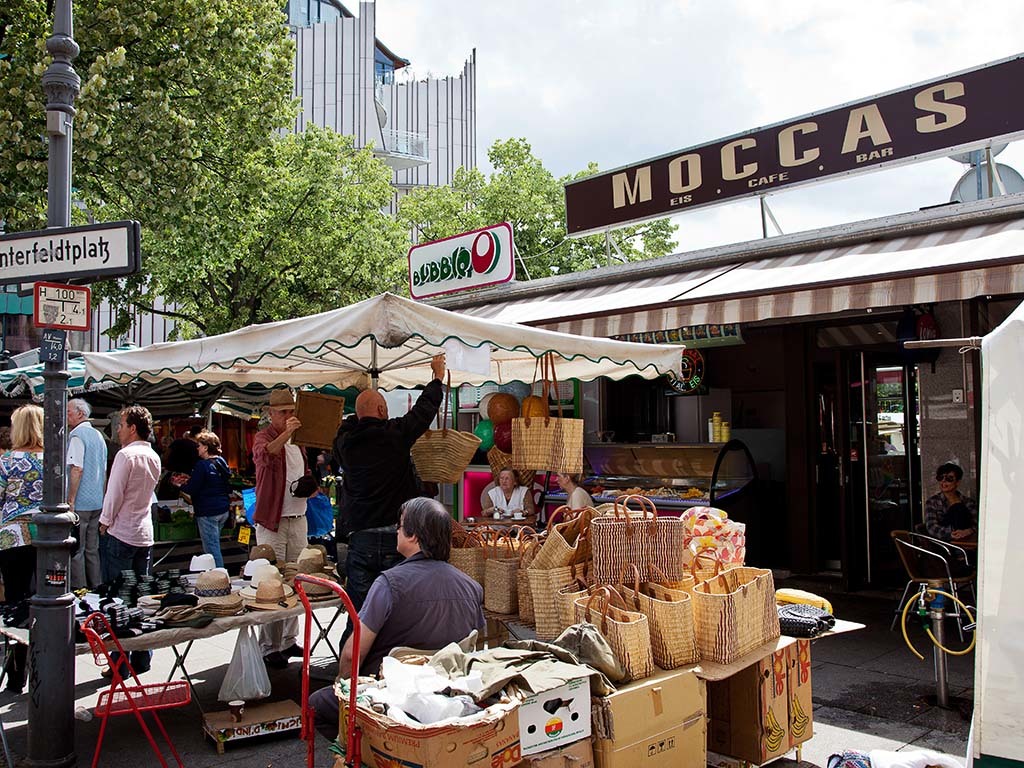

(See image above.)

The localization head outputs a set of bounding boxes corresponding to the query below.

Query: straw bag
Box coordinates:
[516,534,541,624]
[512,354,583,474]
[411,373,481,483]
[483,531,521,615]
[590,495,687,585]
[486,446,536,488]
[574,586,654,682]
[450,529,486,587]
[554,561,593,634]
[616,564,697,669]
[691,567,780,664]
[531,506,593,571]
[649,563,695,594]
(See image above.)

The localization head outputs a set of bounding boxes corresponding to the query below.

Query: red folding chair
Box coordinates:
[81,612,191,768]
[295,574,362,768]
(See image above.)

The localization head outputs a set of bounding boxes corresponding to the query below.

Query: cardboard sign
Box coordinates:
[518,677,591,756]
[293,391,345,450]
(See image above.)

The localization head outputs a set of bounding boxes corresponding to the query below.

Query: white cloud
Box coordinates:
[373,0,1024,250]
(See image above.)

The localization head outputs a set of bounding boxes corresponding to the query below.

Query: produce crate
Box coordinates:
[156,520,198,542]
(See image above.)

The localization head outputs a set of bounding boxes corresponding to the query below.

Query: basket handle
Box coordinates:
[547,505,577,532]
[649,563,673,584]
[616,563,644,611]
[547,353,564,421]
[610,496,636,537]
[690,546,723,579]
[583,586,613,633]
[617,494,658,537]
[518,534,540,566]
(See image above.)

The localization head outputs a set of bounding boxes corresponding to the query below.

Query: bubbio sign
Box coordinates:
[565,55,1024,237]
[408,222,515,299]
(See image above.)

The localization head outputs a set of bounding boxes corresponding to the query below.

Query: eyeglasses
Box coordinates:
[939,474,959,482]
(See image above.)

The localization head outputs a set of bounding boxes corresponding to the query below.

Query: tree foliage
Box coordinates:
[398,138,678,279]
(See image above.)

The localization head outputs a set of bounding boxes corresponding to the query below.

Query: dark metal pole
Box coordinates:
[30,1,80,766]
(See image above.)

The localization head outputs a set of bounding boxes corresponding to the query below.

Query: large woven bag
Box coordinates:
[574,586,654,682]
[590,495,687,585]
[486,446,536,489]
[411,374,481,483]
[691,567,780,664]
[616,564,697,669]
[527,563,576,640]
[554,561,593,634]
[649,563,695,594]
[512,354,583,474]
[516,534,541,624]
[450,529,486,587]
[483,531,520,615]
[531,506,592,571]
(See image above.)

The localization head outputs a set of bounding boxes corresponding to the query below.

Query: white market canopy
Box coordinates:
[83,292,682,391]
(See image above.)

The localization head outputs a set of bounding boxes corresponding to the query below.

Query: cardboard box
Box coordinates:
[518,738,595,767]
[591,667,706,768]
[787,639,813,747]
[707,646,798,764]
[593,714,704,768]
[519,677,592,755]
[341,688,522,768]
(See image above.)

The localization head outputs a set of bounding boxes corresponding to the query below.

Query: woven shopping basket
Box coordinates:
[553,560,593,635]
[616,564,697,669]
[450,529,486,587]
[574,586,654,682]
[590,495,687,585]
[516,534,541,624]
[691,566,780,664]
[512,354,583,474]
[649,563,695,594]
[531,506,593,571]
[486,446,536,488]
[411,373,481,483]
[483,531,521,615]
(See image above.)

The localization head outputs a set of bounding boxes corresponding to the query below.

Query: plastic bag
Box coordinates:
[218,626,271,702]
[306,493,335,537]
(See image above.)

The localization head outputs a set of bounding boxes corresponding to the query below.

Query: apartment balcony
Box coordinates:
[374,128,430,171]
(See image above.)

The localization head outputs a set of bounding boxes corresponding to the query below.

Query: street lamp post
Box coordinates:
[30,1,80,766]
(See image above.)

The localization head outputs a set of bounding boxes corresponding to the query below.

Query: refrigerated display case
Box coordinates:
[546,439,758,516]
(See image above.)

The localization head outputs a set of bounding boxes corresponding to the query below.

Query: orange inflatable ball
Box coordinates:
[520,395,548,418]
[487,393,520,425]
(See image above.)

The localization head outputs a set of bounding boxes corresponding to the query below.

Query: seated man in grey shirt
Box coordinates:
[310,497,484,740]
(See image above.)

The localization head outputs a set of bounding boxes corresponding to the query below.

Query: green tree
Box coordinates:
[0,0,296,232]
[398,138,678,279]
[115,127,409,337]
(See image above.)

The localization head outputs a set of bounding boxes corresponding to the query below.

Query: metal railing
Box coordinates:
[379,128,428,160]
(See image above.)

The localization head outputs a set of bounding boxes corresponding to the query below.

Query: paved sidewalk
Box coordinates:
[0,589,972,767]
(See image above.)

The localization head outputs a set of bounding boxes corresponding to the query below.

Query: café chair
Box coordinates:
[889,530,977,641]
[82,612,191,768]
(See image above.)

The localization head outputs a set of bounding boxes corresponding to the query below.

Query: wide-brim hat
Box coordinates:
[268,387,296,409]
[249,544,278,564]
[241,578,297,610]
[288,548,337,577]
[190,554,216,573]
[287,558,337,597]
[243,558,271,579]
[247,563,285,588]
[194,571,241,607]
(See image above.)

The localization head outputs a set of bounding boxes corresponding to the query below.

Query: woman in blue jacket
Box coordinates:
[175,430,232,567]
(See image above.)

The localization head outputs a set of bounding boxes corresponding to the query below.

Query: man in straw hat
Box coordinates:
[308,497,483,740]
[252,386,311,668]
[332,355,446,638]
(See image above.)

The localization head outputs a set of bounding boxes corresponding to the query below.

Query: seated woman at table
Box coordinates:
[557,472,592,510]
[480,467,535,519]
[924,462,977,542]
[0,405,45,692]
[173,430,232,567]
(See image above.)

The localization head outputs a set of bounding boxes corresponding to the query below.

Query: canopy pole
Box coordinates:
[905,337,983,350]
[370,338,379,389]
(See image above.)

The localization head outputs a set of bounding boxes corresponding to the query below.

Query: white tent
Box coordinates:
[974,301,1024,767]
[83,292,682,390]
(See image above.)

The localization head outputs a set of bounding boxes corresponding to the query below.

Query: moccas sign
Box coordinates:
[565,55,1024,237]
[408,223,515,299]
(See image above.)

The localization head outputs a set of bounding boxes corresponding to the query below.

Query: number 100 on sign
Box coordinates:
[34,282,91,331]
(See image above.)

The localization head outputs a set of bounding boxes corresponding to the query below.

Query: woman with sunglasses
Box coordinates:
[924,463,977,542]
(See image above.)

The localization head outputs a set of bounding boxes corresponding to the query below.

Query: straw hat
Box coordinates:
[268,388,296,410]
[194,571,243,614]
[243,558,271,579]
[249,544,278,564]
[190,554,216,573]
[241,578,297,611]
[288,558,337,599]
[286,547,337,577]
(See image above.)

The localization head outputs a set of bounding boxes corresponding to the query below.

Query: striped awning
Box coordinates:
[462,218,1024,336]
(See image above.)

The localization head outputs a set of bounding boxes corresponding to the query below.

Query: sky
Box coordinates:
[374,0,1024,253]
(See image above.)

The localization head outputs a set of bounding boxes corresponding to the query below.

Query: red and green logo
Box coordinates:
[471,231,501,275]
[544,718,563,738]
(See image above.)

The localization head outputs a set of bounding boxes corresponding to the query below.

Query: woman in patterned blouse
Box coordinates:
[0,404,44,692]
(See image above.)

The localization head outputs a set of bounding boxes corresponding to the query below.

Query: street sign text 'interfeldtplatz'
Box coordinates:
[0,220,141,286]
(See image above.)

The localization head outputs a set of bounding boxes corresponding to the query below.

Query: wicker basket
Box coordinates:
[450,529,486,587]
[516,535,541,624]
[485,447,536,488]
[554,562,592,634]
[616,564,697,669]
[692,567,780,664]
[590,495,687,586]
[574,586,654,682]
[511,354,583,474]
[531,507,593,571]
[411,374,481,483]
[483,531,520,615]
[527,564,577,640]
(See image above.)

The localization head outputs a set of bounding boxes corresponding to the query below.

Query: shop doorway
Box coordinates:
[846,353,922,587]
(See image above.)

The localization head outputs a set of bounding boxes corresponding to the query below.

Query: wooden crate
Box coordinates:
[293,391,346,450]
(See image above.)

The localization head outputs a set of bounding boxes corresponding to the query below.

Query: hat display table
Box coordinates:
[202,699,303,755]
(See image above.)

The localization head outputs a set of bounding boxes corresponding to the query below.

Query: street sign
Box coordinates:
[33,281,90,330]
[39,328,67,363]
[0,220,141,286]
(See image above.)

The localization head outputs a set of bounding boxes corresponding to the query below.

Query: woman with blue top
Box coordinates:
[174,430,232,567]
[0,404,45,692]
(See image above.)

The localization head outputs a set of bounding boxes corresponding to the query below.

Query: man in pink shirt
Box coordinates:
[100,405,161,674]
